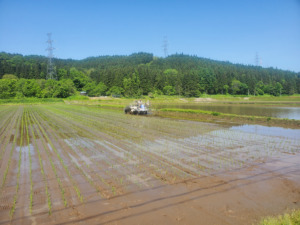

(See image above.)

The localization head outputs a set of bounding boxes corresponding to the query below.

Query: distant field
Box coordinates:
[1,94,299,105]
[0,103,299,224]
[62,95,300,128]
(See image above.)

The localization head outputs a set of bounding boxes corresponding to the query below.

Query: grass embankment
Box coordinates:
[150,94,300,106]
[258,209,300,225]
[155,108,300,129]
[0,98,63,104]
[63,94,300,108]
[199,94,300,102]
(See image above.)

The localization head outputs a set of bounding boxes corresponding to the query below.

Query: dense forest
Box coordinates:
[0,52,299,98]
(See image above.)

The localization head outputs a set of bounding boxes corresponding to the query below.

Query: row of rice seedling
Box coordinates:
[1,107,22,191]
[26,107,70,209]
[48,105,127,140]
[40,105,173,189]
[29,109,84,203]
[31,104,300,196]
[27,107,52,215]
[24,109,33,214]
[0,106,15,137]
[0,107,19,163]
[67,106,199,183]
[35,109,107,198]
[36,106,138,197]
[9,109,25,219]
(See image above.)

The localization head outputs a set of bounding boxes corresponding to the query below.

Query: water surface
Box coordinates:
[230,124,300,140]
[156,104,300,120]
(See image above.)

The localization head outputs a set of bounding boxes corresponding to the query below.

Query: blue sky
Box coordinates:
[0,0,299,72]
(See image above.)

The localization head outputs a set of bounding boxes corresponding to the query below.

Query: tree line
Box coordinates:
[0,52,299,98]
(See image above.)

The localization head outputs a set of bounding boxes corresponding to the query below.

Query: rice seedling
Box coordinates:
[1,108,21,190]
[30,110,84,203]
[10,109,24,219]
[24,109,34,213]
[27,108,52,214]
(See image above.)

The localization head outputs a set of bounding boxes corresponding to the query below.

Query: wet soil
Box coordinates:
[0,104,299,225]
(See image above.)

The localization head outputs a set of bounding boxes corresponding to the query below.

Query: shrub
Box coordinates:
[259,209,300,225]
[211,112,220,116]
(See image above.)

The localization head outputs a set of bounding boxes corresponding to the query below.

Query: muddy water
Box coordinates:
[156,104,300,120]
[230,124,300,139]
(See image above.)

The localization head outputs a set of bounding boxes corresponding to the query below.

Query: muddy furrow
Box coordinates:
[0,107,20,163]
[0,106,23,223]
[0,106,15,138]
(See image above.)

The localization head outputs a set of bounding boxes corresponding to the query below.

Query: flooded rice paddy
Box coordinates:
[0,104,299,224]
[155,104,300,120]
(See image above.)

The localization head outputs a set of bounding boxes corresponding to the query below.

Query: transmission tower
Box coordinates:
[46,33,56,80]
[163,36,168,58]
[255,52,260,67]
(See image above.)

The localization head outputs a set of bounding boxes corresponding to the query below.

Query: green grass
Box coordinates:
[197,94,300,102]
[0,98,63,104]
[66,95,89,100]
[258,209,300,225]
[160,108,221,116]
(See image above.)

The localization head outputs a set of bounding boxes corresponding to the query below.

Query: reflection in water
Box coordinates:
[156,104,300,120]
[230,124,300,140]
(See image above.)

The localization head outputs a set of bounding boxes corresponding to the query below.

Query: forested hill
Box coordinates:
[0,51,299,98]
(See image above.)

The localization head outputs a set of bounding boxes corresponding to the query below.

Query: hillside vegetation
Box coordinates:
[0,52,299,98]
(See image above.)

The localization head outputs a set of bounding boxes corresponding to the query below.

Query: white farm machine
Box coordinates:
[124,100,150,115]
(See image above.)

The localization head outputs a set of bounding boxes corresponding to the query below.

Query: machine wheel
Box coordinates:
[124,106,131,114]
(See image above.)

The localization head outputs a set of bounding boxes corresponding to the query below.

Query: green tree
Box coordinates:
[163,69,178,86]
[255,81,264,95]
[93,82,107,96]
[240,82,248,95]
[0,52,299,96]
[123,72,141,97]
[83,82,107,96]
[70,67,90,91]
[163,85,175,95]
[41,79,58,98]
[2,74,18,80]
[274,82,283,96]
[223,84,229,95]
[83,82,97,96]
[231,79,241,95]
[57,68,68,80]
[183,72,200,97]
[0,79,17,98]
[17,79,41,97]
[53,79,76,98]
[106,86,124,96]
